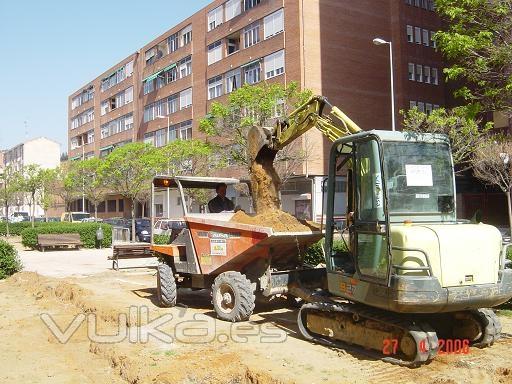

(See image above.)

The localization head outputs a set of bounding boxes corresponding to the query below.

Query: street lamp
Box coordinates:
[373,37,396,131]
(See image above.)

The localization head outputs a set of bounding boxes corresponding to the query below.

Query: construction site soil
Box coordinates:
[2,270,512,384]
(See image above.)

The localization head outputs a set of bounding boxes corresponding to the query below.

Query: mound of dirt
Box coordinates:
[231,210,311,232]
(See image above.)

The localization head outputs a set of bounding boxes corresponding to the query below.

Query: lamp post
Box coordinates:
[373,37,396,131]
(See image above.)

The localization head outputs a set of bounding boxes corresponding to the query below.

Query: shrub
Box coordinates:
[154,234,170,245]
[21,223,112,249]
[0,239,22,279]
[304,239,348,266]
[0,222,37,236]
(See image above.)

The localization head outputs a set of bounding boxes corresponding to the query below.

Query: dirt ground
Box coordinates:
[1,267,512,384]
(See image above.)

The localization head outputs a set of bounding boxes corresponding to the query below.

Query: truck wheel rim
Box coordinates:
[216,284,235,314]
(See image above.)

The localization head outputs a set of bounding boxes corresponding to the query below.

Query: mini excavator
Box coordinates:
[248,95,512,366]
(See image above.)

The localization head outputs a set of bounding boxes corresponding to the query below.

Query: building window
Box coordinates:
[432,68,439,85]
[179,56,192,78]
[155,128,167,147]
[414,0,420,6]
[428,0,435,11]
[425,103,433,115]
[405,0,412,5]
[180,88,192,109]
[414,27,422,44]
[243,61,261,84]
[244,0,261,10]
[181,25,192,46]
[144,132,154,145]
[118,199,124,212]
[406,25,414,43]
[422,29,430,46]
[225,68,241,93]
[208,76,223,100]
[430,31,437,48]
[168,32,179,53]
[244,22,260,48]
[208,41,222,65]
[71,86,94,110]
[100,113,133,139]
[227,32,241,55]
[421,0,428,9]
[100,87,133,115]
[208,6,223,31]
[143,79,155,95]
[264,50,285,79]
[144,98,167,123]
[408,63,415,81]
[417,102,425,113]
[70,108,94,129]
[178,120,192,140]
[107,200,117,213]
[225,0,242,21]
[424,66,431,83]
[168,94,179,114]
[415,64,423,82]
[100,61,133,92]
[264,9,284,39]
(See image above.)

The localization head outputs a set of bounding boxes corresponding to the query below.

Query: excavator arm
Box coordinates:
[247,95,362,163]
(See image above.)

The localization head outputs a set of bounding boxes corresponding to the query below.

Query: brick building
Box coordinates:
[68,0,449,220]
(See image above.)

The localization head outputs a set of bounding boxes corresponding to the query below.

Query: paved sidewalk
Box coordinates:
[18,247,158,278]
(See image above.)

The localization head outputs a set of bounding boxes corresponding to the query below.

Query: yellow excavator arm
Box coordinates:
[247,95,362,163]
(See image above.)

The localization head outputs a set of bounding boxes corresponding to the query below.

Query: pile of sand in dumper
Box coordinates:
[231,210,317,232]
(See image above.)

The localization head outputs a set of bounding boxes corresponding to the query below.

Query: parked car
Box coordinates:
[80,217,103,223]
[61,212,91,223]
[135,219,151,242]
[9,212,29,223]
[153,218,186,236]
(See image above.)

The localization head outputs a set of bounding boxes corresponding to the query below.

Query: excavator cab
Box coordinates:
[324,130,512,313]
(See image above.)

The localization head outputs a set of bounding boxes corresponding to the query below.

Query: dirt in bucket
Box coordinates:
[231,210,312,232]
[249,160,281,214]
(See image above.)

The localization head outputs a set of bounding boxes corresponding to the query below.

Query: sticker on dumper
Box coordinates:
[210,239,227,256]
[405,164,433,187]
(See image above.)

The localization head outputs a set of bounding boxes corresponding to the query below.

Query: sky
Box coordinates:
[0,0,211,153]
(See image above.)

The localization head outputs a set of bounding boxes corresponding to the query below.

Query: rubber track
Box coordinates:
[157,264,177,307]
[471,308,502,348]
[297,301,438,367]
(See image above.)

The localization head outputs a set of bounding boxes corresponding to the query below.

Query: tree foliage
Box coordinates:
[0,166,22,236]
[435,0,512,114]
[402,106,491,173]
[199,82,313,176]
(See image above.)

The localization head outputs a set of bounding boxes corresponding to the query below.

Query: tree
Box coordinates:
[100,143,165,241]
[38,168,58,221]
[472,138,512,236]
[54,162,82,212]
[0,166,22,236]
[199,82,313,178]
[74,158,106,218]
[21,165,45,228]
[435,0,512,115]
[402,106,491,173]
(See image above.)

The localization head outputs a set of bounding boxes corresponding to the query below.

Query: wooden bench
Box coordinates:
[37,234,83,252]
[109,243,154,270]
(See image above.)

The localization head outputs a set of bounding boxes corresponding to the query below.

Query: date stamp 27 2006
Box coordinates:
[382,338,470,355]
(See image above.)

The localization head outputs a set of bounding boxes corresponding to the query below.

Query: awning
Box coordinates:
[100,145,114,152]
[143,69,164,82]
[241,59,260,68]
[70,155,81,161]
[162,63,177,72]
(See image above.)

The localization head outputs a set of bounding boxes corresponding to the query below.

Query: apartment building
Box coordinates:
[1,137,61,217]
[68,0,449,220]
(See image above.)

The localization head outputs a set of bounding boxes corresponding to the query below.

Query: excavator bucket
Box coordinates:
[247,125,278,164]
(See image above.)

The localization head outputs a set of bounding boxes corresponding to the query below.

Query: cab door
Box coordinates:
[353,138,390,282]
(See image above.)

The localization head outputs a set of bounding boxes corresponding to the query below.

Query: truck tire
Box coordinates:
[157,264,177,307]
[212,271,255,322]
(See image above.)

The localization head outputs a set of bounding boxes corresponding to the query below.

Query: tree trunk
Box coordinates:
[131,199,136,242]
[507,189,512,241]
[5,203,9,237]
[31,193,36,228]
[142,202,145,218]
[94,204,98,219]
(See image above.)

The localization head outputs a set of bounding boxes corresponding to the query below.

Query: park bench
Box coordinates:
[37,233,83,252]
[109,243,155,270]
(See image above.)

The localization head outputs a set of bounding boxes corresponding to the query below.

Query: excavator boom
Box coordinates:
[247,96,362,164]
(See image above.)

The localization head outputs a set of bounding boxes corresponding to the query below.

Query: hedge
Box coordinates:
[0,222,38,236]
[21,223,112,249]
[0,239,22,279]
[153,234,170,245]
